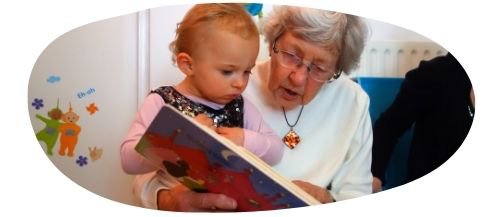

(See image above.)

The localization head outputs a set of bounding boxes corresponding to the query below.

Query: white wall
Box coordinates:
[149,5,192,90]
[28,13,139,206]
[366,18,432,41]
[27,3,443,207]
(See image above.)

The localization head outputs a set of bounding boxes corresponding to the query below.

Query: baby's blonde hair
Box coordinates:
[169,3,259,64]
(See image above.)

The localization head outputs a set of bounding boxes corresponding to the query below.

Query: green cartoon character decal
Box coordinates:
[36,99,63,155]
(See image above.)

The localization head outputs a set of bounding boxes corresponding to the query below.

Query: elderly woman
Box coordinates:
[132,5,372,211]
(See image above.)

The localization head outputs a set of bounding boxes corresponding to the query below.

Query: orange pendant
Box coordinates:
[283,129,300,149]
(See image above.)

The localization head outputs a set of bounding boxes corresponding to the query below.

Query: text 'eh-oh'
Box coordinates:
[77,88,96,99]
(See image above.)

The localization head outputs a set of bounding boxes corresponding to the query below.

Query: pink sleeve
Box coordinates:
[120,94,166,174]
[242,98,284,165]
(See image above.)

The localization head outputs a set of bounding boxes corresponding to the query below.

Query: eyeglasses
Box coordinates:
[272,41,341,83]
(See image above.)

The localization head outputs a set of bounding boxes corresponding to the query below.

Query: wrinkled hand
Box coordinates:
[157,184,237,212]
[216,127,244,147]
[372,177,383,193]
[194,113,215,129]
[293,180,332,203]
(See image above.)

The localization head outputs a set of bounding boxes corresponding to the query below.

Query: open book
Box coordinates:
[135,104,320,211]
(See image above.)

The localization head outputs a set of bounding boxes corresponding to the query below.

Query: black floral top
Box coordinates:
[151,86,244,128]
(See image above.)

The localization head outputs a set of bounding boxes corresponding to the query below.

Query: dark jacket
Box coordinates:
[371,53,474,184]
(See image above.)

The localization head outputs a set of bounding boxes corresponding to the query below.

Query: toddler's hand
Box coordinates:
[194,113,214,129]
[216,127,244,147]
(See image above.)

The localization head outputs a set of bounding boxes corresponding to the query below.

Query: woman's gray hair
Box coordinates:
[261,6,368,74]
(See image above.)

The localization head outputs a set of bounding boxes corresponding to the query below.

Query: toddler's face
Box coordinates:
[187,30,259,105]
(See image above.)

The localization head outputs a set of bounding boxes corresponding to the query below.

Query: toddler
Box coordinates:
[121,4,284,175]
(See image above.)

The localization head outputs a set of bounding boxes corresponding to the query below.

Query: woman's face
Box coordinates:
[268,32,339,109]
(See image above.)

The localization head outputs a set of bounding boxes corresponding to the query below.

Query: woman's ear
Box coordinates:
[176,52,194,76]
[268,42,273,57]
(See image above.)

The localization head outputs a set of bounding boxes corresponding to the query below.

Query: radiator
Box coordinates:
[352,41,447,77]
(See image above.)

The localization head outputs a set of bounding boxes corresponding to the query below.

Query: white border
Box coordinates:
[5,0,495,217]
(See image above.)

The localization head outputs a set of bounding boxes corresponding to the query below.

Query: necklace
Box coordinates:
[282,105,304,149]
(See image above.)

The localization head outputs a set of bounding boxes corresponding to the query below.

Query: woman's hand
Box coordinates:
[293,180,333,203]
[372,177,383,193]
[157,184,237,212]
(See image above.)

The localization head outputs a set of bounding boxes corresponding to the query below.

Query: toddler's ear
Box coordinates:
[176,52,194,76]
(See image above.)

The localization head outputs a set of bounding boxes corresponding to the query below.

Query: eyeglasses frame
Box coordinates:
[271,39,342,83]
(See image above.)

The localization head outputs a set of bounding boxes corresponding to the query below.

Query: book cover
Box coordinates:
[135,105,320,211]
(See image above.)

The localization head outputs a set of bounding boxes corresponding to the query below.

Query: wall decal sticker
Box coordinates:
[76,155,88,167]
[89,146,103,162]
[77,87,96,99]
[31,98,44,110]
[46,75,61,84]
[58,103,81,157]
[86,102,99,115]
[35,99,62,155]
